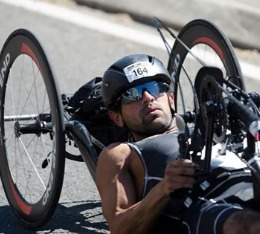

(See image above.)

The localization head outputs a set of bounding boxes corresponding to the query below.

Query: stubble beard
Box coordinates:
[130,107,173,137]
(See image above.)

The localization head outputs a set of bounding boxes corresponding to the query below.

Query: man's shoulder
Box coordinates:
[104,142,130,151]
[99,142,133,163]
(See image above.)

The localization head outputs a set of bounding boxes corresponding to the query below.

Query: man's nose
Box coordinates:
[141,90,155,104]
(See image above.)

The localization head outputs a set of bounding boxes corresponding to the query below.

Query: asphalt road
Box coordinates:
[0,0,259,233]
[0,1,169,233]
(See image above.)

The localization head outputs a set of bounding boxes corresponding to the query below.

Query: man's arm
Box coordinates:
[96,143,196,234]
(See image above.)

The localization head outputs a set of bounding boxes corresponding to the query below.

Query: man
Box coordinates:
[96,54,260,234]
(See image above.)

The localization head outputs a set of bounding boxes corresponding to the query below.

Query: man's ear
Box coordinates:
[108,110,124,127]
[168,92,175,110]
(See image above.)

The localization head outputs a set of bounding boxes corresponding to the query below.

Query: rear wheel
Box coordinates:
[0,29,65,228]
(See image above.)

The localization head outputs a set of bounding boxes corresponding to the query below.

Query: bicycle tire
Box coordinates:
[0,29,65,228]
[167,19,245,114]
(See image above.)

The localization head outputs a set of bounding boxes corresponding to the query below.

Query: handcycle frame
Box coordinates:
[0,17,260,230]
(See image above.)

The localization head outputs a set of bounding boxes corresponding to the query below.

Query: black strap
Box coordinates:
[166,167,253,219]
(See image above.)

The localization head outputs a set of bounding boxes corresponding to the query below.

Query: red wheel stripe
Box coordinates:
[20,43,41,72]
[9,175,32,215]
[193,37,224,60]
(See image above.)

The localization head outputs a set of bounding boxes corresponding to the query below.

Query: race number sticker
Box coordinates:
[123,62,157,82]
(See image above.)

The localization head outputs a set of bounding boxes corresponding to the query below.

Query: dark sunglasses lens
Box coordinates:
[121,81,169,104]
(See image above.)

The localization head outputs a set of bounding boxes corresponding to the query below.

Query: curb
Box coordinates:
[75,0,260,51]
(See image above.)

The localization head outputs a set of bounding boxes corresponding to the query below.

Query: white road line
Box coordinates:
[0,0,259,81]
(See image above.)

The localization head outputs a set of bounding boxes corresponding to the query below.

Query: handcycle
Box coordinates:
[0,16,259,230]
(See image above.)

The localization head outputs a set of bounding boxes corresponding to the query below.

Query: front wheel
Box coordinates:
[0,29,65,228]
[168,19,245,114]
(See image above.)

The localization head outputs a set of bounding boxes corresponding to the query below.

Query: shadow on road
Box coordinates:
[0,200,109,234]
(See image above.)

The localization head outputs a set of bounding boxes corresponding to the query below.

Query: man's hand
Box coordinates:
[162,159,199,196]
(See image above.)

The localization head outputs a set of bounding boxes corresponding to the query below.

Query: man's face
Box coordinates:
[120,88,174,137]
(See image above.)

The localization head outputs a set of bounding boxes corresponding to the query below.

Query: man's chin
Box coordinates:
[145,122,169,135]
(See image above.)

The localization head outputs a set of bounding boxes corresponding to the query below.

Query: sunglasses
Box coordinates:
[119,81,170,104]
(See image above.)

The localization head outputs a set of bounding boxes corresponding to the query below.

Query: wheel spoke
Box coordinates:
[18,137,46,189]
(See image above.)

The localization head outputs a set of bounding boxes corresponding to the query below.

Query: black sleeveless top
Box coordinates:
[128,132,180,198]
[128,132,188,233]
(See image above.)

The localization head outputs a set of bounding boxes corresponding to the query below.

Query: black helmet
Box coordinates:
[102,54,172,109]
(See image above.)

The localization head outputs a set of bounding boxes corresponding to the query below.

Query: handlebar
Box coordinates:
[228,92,260,139]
